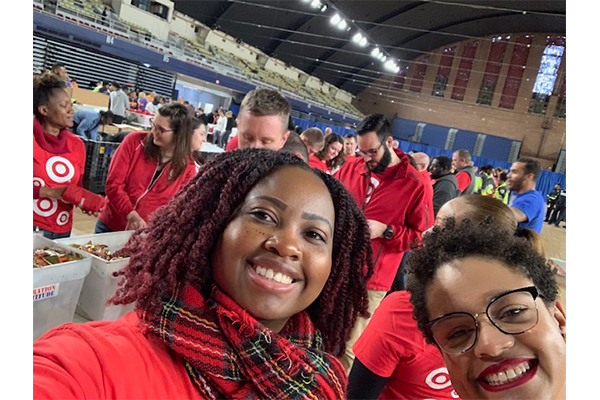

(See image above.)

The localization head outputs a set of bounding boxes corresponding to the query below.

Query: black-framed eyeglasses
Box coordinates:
[425,286,540,354]
[357,139,385,157]
[150,118,173,135]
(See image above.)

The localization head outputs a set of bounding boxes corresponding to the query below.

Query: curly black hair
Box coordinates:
[111,148,374,356]
[33,72,67,121]
[407,217,559,345]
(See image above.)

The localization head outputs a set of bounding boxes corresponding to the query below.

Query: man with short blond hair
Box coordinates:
[300,127,325,156]
[235,88,291,150]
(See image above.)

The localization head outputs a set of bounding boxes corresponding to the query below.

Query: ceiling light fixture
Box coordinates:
[352,33,363,43]
[337,19,347,30]
[330,13,341,25]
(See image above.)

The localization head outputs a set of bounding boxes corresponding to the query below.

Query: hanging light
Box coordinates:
[337,19,347,30]
[330,13,341,25]
[371,47,380,57]
[310,0,322,8]
[352,33,363,43]
[359,36,368,47]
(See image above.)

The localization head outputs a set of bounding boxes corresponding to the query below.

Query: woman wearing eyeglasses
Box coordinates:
[407,217,566,400]
[95,103,199,233]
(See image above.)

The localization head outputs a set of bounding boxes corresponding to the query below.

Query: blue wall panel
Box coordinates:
[452,130,478,153]
[392,118,419,141]
[480,134,512,161]
[421,124,449,149]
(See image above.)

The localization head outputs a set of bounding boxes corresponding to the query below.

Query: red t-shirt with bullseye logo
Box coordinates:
[33,118,86,234]
[353,291,460,400]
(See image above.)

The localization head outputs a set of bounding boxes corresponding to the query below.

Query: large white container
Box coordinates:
[57,231,135,321]
[33,234,92,341]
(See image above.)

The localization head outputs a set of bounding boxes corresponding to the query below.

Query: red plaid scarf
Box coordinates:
[140,284,347,399]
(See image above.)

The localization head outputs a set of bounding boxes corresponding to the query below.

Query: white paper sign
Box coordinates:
[33,283,60,302]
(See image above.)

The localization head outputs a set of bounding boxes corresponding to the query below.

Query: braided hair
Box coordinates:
[111,148,374,356]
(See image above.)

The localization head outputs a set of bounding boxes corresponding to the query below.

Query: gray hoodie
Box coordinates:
[433,173,459,217]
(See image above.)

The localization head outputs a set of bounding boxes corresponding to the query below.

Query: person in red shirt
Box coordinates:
[33,73,104,239]
[335,114,431,372]
[33,149,375,400]
[300,127,325,162]
[310,134,344,174]
[95,103,199,233]
[343,134,358,160]
[348,291,459,400]
[452,149,477,195]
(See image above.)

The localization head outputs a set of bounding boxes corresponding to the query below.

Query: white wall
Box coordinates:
[205,31,260,64]
[265,59,299,81]
[118,2,173,41]
[335,90,353,103]
[170,11,202,41]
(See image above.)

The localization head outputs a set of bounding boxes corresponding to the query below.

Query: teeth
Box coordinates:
[485,361,532,386]
[254,265,293,284]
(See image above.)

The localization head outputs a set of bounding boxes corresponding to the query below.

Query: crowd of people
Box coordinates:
[33,70,566,399]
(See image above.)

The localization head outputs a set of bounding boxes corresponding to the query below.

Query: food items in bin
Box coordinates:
[34,247,83,268]
[70,241,128,261]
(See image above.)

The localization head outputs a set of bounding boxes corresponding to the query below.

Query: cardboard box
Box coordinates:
[71,88,109,108]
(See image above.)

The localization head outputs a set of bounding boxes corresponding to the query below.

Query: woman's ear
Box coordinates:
[553,300,567,340]
[38,104,49,118]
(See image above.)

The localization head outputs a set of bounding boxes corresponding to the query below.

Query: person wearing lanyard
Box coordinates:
[334,113,431,373]
[95,103,199,233]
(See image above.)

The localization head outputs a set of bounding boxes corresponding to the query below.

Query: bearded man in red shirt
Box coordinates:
[335,114,431,372]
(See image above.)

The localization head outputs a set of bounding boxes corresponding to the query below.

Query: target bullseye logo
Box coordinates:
[56,211,70,226]
[34,198,58,217]
[46,157,75,183]
[33,177,45,188]
[425,367,452,390]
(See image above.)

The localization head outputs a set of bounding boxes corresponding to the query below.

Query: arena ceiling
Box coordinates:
[172,0,566,95]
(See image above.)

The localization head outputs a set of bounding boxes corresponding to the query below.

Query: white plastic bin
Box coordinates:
[57,231,135,321]
[34,234,92,341]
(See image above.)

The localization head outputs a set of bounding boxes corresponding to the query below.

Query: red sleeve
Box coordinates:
[34,185,41,199]
[388,178,428,252]
[104,133,141,219]
[34,327,106,400]
[353,292,413,377]
[455,171,471,192]
[226,135,239,151]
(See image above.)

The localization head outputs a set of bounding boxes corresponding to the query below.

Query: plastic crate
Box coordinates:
[34,234,92,341]
[82,139,120,195]
[57,231,135,321]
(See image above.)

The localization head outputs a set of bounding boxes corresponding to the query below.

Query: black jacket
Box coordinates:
[433,173,459,217]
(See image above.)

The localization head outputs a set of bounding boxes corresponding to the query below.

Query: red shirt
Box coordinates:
[226,135,239,151]
[308,154,329,172]
[98,131,198,231]
[418,169,435,229]
[455,170,471,193]
[33,118,86,233]
[34,313,201,399]
[353,292,459,400]
[335,150,431,291]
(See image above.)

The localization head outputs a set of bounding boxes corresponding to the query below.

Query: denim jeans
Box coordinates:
[94,219,113,234]
[33,227,71,240]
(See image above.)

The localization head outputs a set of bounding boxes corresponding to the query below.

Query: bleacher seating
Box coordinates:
[49,0,364,119]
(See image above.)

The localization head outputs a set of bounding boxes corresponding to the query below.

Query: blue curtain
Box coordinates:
[536,170,566,199]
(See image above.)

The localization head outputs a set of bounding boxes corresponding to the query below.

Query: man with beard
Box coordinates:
[507,158,545,233]
[335,114,431,373]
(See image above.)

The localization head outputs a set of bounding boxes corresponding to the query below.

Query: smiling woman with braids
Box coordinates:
[33,149,375,399]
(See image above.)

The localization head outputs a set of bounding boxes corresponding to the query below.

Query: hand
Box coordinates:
[39,186,67,199]
[368,219,388,239]
[126,211,148,231]
[82,209,100,217]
